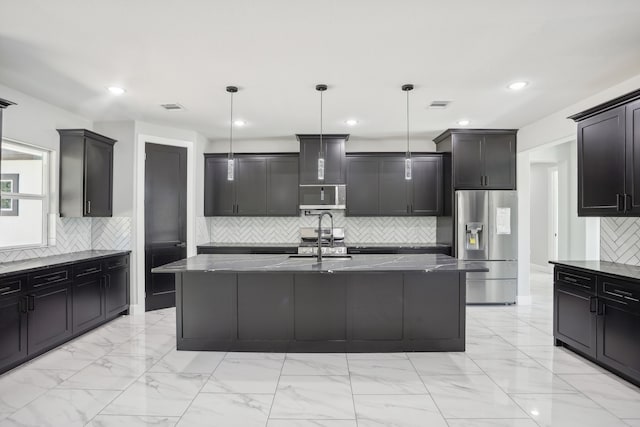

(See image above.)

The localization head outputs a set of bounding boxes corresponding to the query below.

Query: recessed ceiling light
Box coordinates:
[345,119,358,126]
[234,120,246,126]
[107,86,126,95]
[457,119,470,126]
[530,409,540,416]
[507,81,529,91]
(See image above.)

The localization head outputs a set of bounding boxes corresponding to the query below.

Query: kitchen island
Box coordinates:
[153,254,487,352]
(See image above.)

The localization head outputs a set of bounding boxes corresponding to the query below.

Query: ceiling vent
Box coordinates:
[428,100,451,109]
[160,103,185,111]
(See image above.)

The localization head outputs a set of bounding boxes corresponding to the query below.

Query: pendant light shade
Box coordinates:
[316,84,327,181]
[402,84,414,180]
[226,85,238,181]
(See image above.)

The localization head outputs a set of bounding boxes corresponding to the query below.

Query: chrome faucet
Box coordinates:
[317,211,334,262]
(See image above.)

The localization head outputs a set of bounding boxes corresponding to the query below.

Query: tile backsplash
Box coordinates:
[205,211,437,244]
[0,216,131,263]
[601,217,640,265]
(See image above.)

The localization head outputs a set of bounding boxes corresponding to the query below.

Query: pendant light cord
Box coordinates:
[229,91,234,159]
[406,88,410,157]
[320,89,323,157]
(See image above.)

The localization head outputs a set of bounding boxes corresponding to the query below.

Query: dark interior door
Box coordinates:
[145,143,187,311]
[84,138,113,216]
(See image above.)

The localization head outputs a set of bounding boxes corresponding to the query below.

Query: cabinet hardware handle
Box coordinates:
[616,194,624,212]
[87,200,91,214]
[19,296,27,313]
[562,276,577,283]
[625,295,640,302]
[609,289,633,297]
[597,300,605,316]
[0,286,11,293]
[480,176,484,186]
[84,267,99,274]
[46,275,63,282]
[589,296,597,313]
[27,295,35,311]
[625,194,632,212]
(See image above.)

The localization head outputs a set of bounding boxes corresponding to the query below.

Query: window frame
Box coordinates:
[0,137,51,251]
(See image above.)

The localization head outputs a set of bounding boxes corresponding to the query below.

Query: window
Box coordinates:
[0,139,50,249]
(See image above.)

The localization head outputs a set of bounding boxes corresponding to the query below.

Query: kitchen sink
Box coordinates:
[288,255,352,260]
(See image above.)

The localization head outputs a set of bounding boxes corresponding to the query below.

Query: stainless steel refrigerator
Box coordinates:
[455,190,518,304]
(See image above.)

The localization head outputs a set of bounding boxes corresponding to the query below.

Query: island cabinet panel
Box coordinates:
[237,273,293,341]
[404,272,464,346]
[179,272,236,346]
[294,274,347,342]
[348,273,403,340]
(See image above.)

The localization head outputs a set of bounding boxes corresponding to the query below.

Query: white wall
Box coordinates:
[530,164,550,268]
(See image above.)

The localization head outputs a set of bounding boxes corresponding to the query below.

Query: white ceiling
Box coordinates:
[1,0,640,145]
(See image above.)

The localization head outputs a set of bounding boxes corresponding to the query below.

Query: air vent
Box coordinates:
[428,101,451,109]
[160,103,185,111]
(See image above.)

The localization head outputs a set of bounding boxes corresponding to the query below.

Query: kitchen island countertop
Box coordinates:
[153,253,487,274]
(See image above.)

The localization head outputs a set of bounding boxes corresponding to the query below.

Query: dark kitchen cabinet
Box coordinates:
[552,264,640,386]
[236,158,267,215]
[0,294,27,372]
[204,154,299,216]
[0,98,16,176]
[0,253,130,374]
[297,134,348,185]
[346,156,380,215]
[434,129,517,190]
[348,273,403,340]
[237,274,293,341]
[267,156,299,216]
[569,89,640,216]
[294,274,347,341]
[346,154,442,216]
[58,129,116,217]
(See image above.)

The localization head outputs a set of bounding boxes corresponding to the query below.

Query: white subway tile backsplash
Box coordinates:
[92,217,131,250]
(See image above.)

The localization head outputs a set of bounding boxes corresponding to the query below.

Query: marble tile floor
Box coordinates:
[1,271,640,426]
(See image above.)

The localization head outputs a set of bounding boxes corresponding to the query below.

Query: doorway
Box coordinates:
[144,143,187,311]
[549,167,559,262]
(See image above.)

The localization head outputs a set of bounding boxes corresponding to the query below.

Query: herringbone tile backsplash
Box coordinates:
[206,212,437,244]
[601,217,640,265]
[92,217,132,250]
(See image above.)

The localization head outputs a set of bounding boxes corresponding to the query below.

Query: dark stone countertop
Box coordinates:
[153,253,488,274]
[0,250,131,277]
[550,260,640,282]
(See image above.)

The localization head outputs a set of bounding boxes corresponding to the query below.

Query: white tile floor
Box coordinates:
[1,271,640,426]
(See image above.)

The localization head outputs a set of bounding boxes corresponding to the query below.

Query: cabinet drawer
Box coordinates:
[104,256,128,270]
[555,268,596,293]
[29,267,71,289]
[0,274,26,298]
[73,261,103,278]
[598,276,640,309]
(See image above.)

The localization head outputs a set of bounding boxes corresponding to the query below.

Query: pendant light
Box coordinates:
[226,85,238,181]
[316,84,327,181]
[402,84,414,180]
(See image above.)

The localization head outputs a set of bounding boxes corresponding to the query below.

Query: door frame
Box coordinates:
[133,134,195,314]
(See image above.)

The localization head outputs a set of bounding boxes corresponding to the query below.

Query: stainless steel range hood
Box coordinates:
[299,185,346,210]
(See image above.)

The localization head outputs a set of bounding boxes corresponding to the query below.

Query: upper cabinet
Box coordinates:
[204,154,299,217]
[569,89,640,216]
[0,98,16,176]
[346,154,443,216]
[434,129,517,190]
[58,129,116,217]
[297,134,348,185]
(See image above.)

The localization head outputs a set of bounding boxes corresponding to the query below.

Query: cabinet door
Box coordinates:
[349,273,403,340]
[453,134,484,189]
[84,138,113,217]
[299,139,321,185]
[294,274,347,341]
[597,299,640,383]
[346,157,379,215]
[483,134,516,189]
[106,267,129,319]
[72,274,105,334]
[323,138,346,184]
[266,157,299,216]
[28,283,72,355]
[379,157,409,215]
[410,156,442,215]
[236,158,267,215]
[553,284,597,357]
[204,157,235,216]
[625,99,640,214]
[578,106,626,216]
[0,296,27,373]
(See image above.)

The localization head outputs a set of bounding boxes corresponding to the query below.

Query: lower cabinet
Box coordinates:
[0,253,130,374]
[553,266,640,386]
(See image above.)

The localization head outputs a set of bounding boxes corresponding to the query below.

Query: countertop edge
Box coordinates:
[550,260,640,282]
[0,250,132,278]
